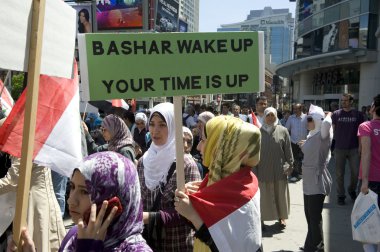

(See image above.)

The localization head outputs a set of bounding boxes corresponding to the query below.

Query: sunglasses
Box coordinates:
[307,117,313,122]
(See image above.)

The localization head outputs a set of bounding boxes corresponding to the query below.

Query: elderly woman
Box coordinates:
[138,103,201,252]
[84,114,136,162]
[300,105,333,252]
[175,116,262,252]
[257,107,293,229]
[133,112,148,157]
[10,152,152,252]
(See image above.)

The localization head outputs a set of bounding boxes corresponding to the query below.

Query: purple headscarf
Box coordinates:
[62,152,152,251]
[102,114,134,152]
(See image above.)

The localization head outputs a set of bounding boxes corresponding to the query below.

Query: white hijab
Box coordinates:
[307,104,325,139]
[261,107,279,134]
[143,103,176,190]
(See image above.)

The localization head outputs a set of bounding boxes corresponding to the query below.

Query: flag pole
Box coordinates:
[13,0,46,248]
[173,96,185,190]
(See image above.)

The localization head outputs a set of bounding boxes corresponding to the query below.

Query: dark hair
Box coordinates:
[123,110,135,124]
[342,93,354,101]
[78,9,90,33]
[222,102,230,108]
[150,112,166,123]
[373,94,380,117]
[256,96,267,104]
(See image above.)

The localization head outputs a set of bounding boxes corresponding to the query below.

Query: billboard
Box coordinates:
[179,19,188,32]
[68,2,93,36]
[155,0,179,32]
[78,32,265,101]
[96,0,143,31]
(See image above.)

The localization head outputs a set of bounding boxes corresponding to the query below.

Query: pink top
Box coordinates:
[358,120,380,181]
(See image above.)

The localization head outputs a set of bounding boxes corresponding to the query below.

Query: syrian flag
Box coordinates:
[189,167,262,252]
[0,62,82,177]
[0,79,14,116]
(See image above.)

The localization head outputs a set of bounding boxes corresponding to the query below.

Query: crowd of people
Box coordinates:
[0,92,379,252]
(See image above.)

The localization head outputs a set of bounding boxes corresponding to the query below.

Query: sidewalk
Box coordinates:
[262,158,363,252]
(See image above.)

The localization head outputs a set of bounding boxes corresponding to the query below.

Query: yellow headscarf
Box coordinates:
[203,115,261,186]
[194,116,261,251]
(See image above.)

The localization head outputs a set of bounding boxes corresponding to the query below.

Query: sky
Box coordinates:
[199,0,297,32]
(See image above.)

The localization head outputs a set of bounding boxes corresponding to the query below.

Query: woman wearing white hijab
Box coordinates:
[137,102,201,252]
[256,107,294,229]
[300,104,333,252]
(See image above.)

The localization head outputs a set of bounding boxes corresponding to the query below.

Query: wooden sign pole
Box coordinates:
[173,96,185,190]
[13,0,46,248]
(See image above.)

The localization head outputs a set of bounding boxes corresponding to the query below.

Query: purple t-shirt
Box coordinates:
[332,109,364,149]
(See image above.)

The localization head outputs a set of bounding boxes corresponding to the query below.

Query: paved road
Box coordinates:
[262,157,363,252]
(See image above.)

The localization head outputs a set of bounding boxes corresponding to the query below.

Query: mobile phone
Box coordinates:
[83,196,123,225]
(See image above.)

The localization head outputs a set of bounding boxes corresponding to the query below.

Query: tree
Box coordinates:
[11,73,25,101]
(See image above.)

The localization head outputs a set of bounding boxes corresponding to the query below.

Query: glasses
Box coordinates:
[307,117,313,122]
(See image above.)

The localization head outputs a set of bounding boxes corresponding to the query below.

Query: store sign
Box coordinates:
[78,32,265,101]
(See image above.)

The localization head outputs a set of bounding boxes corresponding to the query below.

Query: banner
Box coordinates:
[179,19,188,32]
[78,32,265,101]
[155,0,179,32]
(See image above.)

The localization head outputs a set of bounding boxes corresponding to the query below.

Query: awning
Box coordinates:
[275,48,377,77]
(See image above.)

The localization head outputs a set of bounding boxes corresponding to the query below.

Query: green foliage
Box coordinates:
[11,73,25,101]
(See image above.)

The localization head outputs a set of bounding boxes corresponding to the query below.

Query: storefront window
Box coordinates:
[312,67,360,95]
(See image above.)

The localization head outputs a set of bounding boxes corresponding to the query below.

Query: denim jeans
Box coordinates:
[51,170,68,217]
[334,148,360,199]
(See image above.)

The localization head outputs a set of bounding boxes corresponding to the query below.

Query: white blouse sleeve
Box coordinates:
[321,115,332,140]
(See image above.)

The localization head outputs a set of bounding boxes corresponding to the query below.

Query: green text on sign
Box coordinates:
[78,32,264,101]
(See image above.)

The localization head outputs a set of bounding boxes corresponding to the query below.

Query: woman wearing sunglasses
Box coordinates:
[300,105,333,252]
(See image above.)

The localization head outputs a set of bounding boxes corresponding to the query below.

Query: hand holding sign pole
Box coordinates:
[78,32,265,189]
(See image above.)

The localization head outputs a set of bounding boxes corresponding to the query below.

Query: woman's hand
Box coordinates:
[143,212,150,224]
[6,228,36,252]
[185,181,202,195]
[361,179,369,195]
[77,201,117,241]
[174,189,203,230]
[284,166,293,176]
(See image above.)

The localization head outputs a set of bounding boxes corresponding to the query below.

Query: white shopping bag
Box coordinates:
[351,190,380,244]
[0,191,16,236]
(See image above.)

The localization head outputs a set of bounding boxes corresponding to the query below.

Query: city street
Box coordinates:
[262,157,362,252]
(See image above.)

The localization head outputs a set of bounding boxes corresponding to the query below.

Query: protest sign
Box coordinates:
[0,0,76,78]
[78,31,265,101]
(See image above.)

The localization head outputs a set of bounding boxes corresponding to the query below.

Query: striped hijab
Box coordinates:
[203,116,261,186]
[102,114,134,152]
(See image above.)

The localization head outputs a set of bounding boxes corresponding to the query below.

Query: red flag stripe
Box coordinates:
[0,80,14,108]
[0,63,78,159]
[189,167,259,227]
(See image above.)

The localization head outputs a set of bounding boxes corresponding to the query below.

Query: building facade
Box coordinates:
[277,0,380,109]
[218,7,295,65]
[179,0,199,32]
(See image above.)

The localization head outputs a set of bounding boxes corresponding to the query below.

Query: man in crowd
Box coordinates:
[183,104,197,128]
[221,102,231,116]
[249,96,267,126]
[332,93,364,205]
[285,103,308,182]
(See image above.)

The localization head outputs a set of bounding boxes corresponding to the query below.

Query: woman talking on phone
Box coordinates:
[11,152,152,252]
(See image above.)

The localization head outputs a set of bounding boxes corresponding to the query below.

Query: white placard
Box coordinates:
[0,0,76,78]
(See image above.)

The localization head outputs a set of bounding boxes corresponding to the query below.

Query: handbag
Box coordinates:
[351,190,380,244]
[143,162,176,249]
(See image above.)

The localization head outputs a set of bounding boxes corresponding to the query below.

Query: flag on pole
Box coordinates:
[0,62,82,177]
[189,167,262,252]
[0,79,14,116]
[250,112,262,128]
[111,99,129,111]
